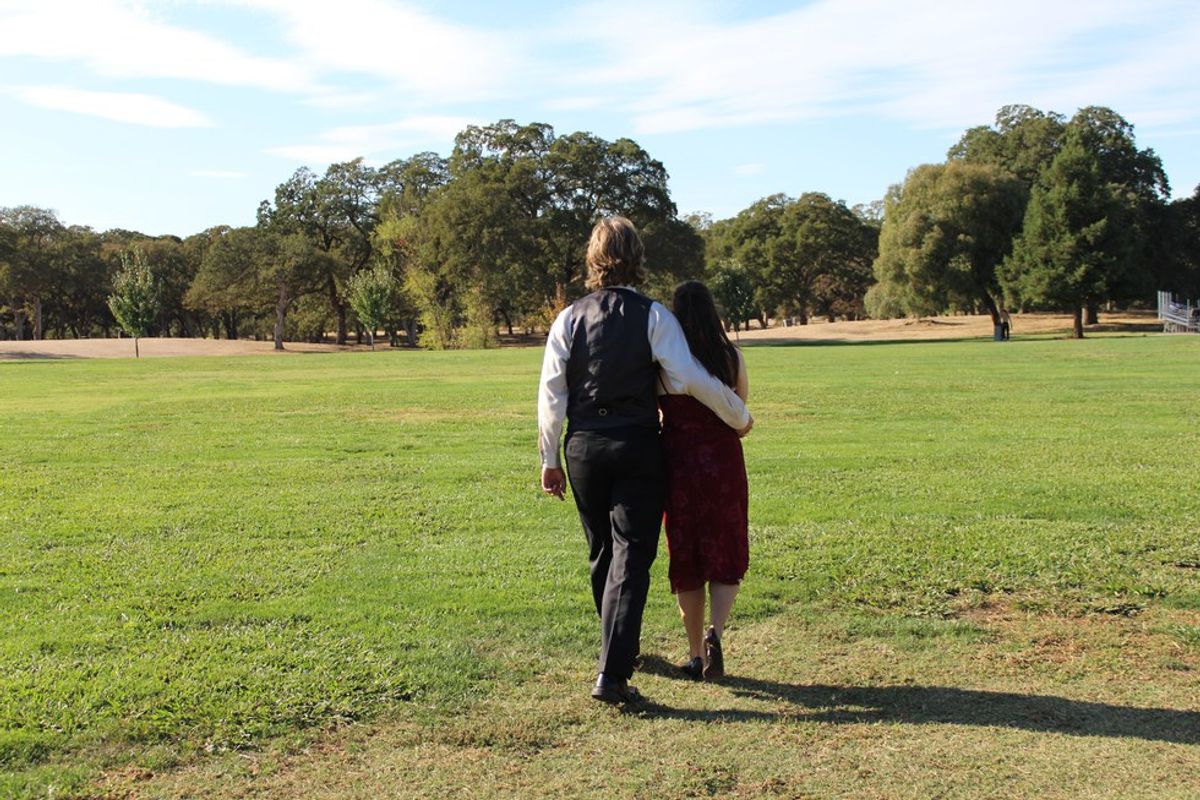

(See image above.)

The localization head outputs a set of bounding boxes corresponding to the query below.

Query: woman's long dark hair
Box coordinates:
[672,281,738,388]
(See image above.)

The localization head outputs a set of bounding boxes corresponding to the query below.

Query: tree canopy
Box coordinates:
[2,107,1194,346]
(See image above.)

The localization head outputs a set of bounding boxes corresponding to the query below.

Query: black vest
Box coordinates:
[566,287,659,432]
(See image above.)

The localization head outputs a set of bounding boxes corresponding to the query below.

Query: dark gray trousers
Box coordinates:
[564,426,665,681]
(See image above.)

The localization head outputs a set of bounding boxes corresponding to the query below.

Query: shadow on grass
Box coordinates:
[0,351,82,360]
[630,663,1200,745]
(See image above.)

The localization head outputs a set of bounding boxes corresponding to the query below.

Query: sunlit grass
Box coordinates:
[1,333,1198,796]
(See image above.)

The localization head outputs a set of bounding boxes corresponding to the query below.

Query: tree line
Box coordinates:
[3,108,1199,347]
[868,105,1200,337]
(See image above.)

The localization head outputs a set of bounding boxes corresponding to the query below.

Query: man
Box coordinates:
[537,216,752,704]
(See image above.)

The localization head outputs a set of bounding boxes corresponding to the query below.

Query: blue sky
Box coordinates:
[2,0,1199,236]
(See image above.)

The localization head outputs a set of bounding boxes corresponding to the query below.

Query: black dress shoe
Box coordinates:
[703,627,724,680]
[677,656,703,681]
[591,674,643,704]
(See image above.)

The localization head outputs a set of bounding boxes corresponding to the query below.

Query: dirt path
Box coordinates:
[0,337,366,360]
[0,312,1164,360]
[730,310,1160,344]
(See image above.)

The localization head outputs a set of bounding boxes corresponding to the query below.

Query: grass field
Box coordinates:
[2,333,1199,798]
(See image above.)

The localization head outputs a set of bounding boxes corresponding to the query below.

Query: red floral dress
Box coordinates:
[659,393,749,593]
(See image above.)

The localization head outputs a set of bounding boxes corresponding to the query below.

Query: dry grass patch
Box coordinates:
[110,605,1200,800]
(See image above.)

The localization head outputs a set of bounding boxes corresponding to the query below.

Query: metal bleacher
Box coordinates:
[1157,291,1200,333]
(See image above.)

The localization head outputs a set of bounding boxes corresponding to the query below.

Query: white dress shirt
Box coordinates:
[537,289,750,468]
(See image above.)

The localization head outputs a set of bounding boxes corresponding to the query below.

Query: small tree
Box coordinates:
[107,249,159,357]
[346,265,398,350]
[709,265,757,332]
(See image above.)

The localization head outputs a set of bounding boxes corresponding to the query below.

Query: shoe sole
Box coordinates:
[591,688,642,704]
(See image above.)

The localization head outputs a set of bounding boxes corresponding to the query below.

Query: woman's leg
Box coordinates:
[709,582,740,639]
[676,589,706,659]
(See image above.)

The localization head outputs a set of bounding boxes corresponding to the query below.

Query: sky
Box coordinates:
[2,0,1199,237]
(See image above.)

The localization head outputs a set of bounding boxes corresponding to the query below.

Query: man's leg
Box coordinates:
[564,432,614,616]
[598,431,665,680]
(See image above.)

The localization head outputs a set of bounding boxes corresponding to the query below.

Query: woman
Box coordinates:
[658,280,749,680]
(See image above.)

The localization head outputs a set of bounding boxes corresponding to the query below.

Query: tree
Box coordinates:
[186,226,323,350]
[1002,108,1168,337]
[707,194,787,325]
[185,226,257,340]
[711,193,878,324]
[107,249,159,357]
[708,265,757,331]
[49,226,109,338]
[445,120,682,312]
[0,206,65,339]
[866,162,1025,323]
[1159,185,1200,299]
[949,104,1066,189]
[346,265,398,350]
[259,159,386,344]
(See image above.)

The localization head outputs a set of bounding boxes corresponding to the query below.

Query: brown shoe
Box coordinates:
[703,627,724,680]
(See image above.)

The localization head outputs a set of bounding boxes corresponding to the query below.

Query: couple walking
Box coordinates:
[537,216,753,704]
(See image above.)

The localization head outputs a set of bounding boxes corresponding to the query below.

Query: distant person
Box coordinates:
[537,216,752,704]
[658,281,750,681]
[999,308,1012,340]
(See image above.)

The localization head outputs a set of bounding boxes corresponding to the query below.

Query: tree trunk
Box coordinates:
[13,305,27,340]
[355,324,363,345]
[368,330,375,351]
[404,317,419,347]
[798,308,809,325]
[981,293,1000,325]
[1073,306,1084,339]
[274,285,288,351]
[1085,302,1099,325]
[32,297,43,340]
[500,309,514,336]
[756,312,767,329]
[325,274,347,345]
[134,337,140,358]
[335,304,347,345]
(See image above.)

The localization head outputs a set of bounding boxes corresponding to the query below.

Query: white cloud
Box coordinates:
[732,163,764,177]
[232,0,528,103]
[266,114,476,165]
[558,0,1200,135]
[11,85,214,127]
[302,91,381,110]
[543,95,615,112]
[189,169,247,178]
[0,0,318,92]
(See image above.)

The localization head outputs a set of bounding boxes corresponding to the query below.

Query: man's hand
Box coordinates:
[541,466,567,500]
[737,414,754,438]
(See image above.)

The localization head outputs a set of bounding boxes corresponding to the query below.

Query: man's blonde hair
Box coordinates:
[585,216,646,291]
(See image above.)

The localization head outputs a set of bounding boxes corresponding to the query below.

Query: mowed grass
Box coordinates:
[1,333,1199,798]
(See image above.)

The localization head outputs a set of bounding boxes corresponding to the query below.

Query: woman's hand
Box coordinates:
[541,466,567,500]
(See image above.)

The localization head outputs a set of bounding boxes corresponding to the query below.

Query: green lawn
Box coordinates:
[2,334,1198,798]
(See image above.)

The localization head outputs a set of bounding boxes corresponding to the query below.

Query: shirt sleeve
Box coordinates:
[537,306,573,468]
[734,348,749,402]
[648,302,750,430]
